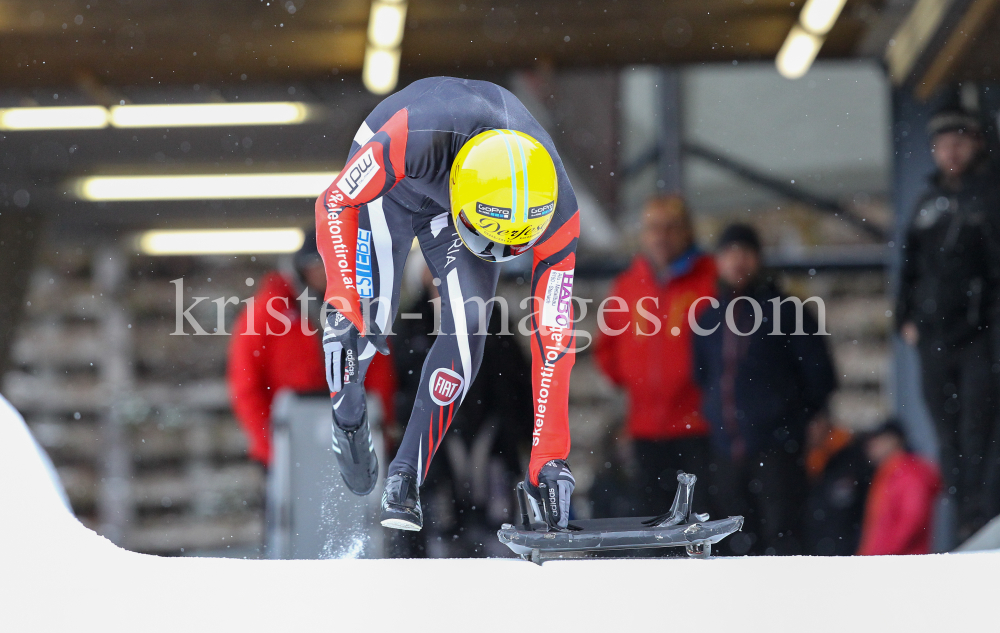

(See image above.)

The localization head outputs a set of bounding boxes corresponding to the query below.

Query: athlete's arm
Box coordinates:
[314,109,409,334]
[526,211,580,484]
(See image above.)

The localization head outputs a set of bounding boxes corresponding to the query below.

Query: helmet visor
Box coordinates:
[456,210,539,262]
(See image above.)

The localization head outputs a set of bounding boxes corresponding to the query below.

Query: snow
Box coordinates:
[1,393,996,632]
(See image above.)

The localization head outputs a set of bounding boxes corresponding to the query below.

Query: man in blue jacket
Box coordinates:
[693,224,837,555]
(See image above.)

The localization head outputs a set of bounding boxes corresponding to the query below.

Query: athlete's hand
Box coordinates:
[322,304,388,392]
[526,460,575,530]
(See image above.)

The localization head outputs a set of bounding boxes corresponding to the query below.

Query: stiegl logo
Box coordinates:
[429,368,464,406]
[356,229,374,298]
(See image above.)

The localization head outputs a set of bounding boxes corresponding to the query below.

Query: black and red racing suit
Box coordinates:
[315,77,579,486]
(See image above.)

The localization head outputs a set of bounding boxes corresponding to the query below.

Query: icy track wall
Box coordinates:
[1,394,997,633]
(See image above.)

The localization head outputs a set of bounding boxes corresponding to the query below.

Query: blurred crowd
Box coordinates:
[227,103,1000,558]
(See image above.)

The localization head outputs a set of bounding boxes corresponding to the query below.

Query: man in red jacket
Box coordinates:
[228,233,395,465]
[594,195,715,514]
[857,420,942,556]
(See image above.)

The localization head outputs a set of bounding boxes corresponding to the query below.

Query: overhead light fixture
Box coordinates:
[363,48,402,96]
[776,26,824,79]
[0,106,109,131]
[138,228,306,255]
[74,172,338,201]
[110,102,313,128]
[885,0,953,84]
[799,0,848,36]
[775,0,847,79]
[363,0,408,95]
[368,0,407,48]
[0,102,316,131]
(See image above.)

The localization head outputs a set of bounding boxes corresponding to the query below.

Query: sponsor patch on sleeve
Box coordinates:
[541,268,574,329]
[355,229,373,298]
[337,146,381,200]
[429,368,464,406]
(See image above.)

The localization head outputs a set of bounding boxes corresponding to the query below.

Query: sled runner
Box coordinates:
[498,472,743,564]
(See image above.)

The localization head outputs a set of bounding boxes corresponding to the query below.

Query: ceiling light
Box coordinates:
[74,172,338,201]
[799,0,848,36]
[363,0,407,95]
[363,47,402,95]
[138,228,306,255]
[0,106,109,130]
[775,26,823,79]
[109,102,313,128]
[368,0,408,49]
[885,0,953,83]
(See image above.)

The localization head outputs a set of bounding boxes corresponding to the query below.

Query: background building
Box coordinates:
[2,0,996,555]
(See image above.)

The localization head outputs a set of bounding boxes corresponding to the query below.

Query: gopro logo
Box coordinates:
[476,201,512,220]
[527,201,554,219]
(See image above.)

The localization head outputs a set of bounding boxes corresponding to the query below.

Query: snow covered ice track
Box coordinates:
[2,394,998,633]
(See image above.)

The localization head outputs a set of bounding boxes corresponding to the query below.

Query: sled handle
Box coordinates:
[515,482,533,530]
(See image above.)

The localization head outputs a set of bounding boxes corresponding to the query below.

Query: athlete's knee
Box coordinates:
[456,296,509,336]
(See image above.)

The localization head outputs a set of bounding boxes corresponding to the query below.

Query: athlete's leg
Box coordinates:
[327,194,413,496]
[353,195,414,379]
[388,209,502,484]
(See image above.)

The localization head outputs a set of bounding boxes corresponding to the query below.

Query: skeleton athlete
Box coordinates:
[316,76,579,531]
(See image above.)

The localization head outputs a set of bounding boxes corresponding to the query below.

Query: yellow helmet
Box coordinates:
[450,129,558,262]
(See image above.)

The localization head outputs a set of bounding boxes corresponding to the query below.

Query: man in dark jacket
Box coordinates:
[896,107,1000,540]
[693,224,837,555]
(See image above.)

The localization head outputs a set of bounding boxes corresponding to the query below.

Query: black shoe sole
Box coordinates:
[380,506,422,531]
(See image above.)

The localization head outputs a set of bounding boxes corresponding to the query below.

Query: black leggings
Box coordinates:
[918,334,999,536]
[708,447,807,556]
[352,193,501,484]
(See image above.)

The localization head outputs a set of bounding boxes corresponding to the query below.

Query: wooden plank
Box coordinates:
[916,0,1000,99]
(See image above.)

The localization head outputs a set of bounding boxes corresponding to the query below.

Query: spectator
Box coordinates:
[228,231,396,465]
[693,223,837,555]
[595,195,716,515]
[392,260,532,557]
[802,416,871,556]
[857,420,942,556]
[896,106,1000,541]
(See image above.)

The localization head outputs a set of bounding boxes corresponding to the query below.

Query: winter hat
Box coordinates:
[927,108,982,138]
[716,223,761,254]
[293,230,322,272]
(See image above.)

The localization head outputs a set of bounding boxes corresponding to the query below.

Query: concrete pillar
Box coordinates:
[0,208,41,376]
[657,68,683,195]
[94,246,136,546]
